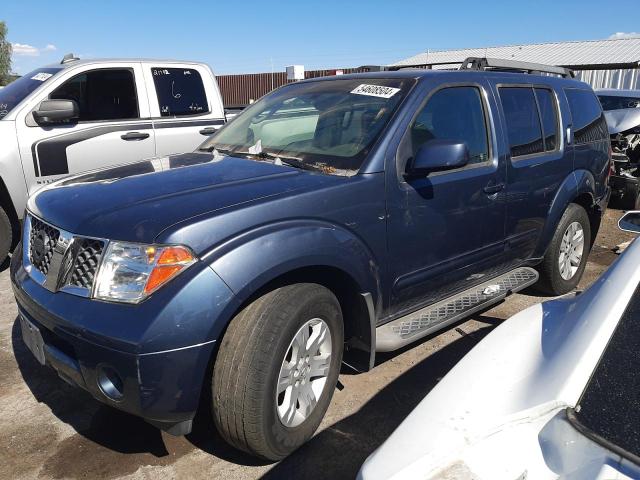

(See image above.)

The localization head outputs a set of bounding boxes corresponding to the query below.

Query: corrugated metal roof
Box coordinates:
[394,38,640,68]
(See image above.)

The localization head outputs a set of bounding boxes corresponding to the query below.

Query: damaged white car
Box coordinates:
[358,212,640,480]
[598,89,640,209]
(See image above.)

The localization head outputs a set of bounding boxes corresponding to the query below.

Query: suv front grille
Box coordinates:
[29,217,60,276]
[70,239,105,289]
[25,214,107,297]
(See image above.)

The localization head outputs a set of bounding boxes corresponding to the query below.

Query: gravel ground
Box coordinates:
[0,208,634,480]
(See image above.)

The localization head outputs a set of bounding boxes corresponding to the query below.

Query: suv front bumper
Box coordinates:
[10,243,237,434]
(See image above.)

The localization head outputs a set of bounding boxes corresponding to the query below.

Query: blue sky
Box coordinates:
[3,0,639,75]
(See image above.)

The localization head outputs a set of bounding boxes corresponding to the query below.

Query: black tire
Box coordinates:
[212,283,343,461]
[621,180,640,210]
[0,206,12,265]
[537,203,591,295]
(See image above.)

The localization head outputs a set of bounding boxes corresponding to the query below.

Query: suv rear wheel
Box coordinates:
[0,206,12,266]
[212,283,343,461]
[537,203,591,295]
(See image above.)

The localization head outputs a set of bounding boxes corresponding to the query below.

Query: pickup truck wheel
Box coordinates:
[212,283,343,461]
[537,203,591,295]
[0,206,12,265]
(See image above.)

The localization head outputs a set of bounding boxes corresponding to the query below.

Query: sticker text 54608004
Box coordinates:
[351,84,400,99]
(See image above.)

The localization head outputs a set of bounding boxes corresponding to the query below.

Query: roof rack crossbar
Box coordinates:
[459,57,575,78]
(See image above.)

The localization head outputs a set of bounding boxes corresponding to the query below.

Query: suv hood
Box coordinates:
[29,152,337,244]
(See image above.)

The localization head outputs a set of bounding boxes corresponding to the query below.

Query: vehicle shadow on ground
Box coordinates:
[11,317,171,456]
[12,313,499,478]
[262,316,501,480]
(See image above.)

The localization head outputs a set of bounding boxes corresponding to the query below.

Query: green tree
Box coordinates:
[0,21,12,86]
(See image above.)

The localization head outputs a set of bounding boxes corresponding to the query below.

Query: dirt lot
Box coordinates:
[0,209,635,480]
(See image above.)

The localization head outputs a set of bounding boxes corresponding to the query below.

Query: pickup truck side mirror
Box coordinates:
[33,99,79,125]
[405,139,470,177]
[619,211,640,234]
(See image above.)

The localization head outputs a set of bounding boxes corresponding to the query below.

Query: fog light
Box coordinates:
[97,365,124,401]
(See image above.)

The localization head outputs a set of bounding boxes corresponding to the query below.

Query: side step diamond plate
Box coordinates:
[375,267,538,352]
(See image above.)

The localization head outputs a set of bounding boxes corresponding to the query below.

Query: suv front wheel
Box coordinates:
[212,283,343,461]
[538,203,591,295]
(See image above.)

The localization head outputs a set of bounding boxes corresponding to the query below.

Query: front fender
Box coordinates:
[204,219,382,308]
[534,169,595,258]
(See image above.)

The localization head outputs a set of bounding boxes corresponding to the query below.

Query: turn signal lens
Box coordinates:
[144,247,195,294]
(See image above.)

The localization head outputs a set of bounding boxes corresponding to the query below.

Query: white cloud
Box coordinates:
[12,43,40,56]
[609,32,640,40]
[11,42,58,56]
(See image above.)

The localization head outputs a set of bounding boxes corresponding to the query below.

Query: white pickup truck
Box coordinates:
[0,54,227,262]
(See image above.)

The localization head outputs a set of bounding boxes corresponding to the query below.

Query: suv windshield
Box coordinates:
[201,77,415,175]
[571,283,640,462]
[0,67,62,119]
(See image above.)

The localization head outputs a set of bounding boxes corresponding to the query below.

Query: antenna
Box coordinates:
[61,53,80,65]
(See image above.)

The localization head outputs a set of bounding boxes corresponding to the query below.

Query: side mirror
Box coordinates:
[33,99,79,125]
[405,139,469,177]
[618,211,640,234]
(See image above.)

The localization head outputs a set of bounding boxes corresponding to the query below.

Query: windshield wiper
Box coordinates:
[258,152,323,173]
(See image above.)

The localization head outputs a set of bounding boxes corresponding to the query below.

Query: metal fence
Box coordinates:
[217,68,366,107]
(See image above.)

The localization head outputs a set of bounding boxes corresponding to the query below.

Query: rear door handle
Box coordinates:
[120,132,150,141]
[483,182,505,195]
[199,127,217,136]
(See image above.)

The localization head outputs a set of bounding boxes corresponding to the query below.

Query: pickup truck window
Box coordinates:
[201,78,414,175]
[565,89,609,144]
[409,86,489,165]
[50,69,139,121]
[151,67,208,117]
[0,67,62,119]
[500,87,545,157]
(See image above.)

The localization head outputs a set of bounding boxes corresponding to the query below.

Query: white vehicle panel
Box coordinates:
[359,238,640,480]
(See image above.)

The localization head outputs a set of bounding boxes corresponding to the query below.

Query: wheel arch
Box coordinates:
[535,169,600,258]
[0,176,21,249]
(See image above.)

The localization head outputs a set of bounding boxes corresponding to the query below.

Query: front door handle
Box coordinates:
[120,132,150,141]
[199,127,217,136]
[483,182,505,195]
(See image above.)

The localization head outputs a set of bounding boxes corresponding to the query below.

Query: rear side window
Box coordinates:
[565,89,609,144]
[535,88,559,152]
[409,86,489,165]
[499,87,544,157]
[151,67,209,117]
[50,69,139,122]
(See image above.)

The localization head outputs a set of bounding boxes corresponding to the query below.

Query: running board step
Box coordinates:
[375,267,539,352]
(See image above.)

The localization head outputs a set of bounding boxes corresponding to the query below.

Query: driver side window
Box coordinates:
[50,69,139,122]
[409,86,489,165]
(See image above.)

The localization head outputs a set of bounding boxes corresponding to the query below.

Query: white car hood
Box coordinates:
[360,239,640,480]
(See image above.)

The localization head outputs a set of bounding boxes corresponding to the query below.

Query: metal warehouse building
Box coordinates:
[217,37,640,106]
[394,37,640,89]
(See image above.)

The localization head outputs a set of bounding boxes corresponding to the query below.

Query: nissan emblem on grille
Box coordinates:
[25,215,106,296]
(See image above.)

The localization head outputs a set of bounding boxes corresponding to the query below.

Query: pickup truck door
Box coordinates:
[15,62,155,194]
[385,80,508,318]
[142,63,226,156]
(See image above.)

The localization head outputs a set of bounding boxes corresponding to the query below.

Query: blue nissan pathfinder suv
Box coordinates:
[11,58,611,460]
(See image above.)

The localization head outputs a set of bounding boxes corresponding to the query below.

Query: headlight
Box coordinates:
[94,242,197,303]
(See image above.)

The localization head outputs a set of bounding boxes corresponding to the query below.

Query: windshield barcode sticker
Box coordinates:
[31,73,53,82]
[351,84,400,99]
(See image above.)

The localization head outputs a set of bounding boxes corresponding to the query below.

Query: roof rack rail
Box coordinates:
[359,57,575,78]
[60,53,80,65]
[459,57,575,78]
